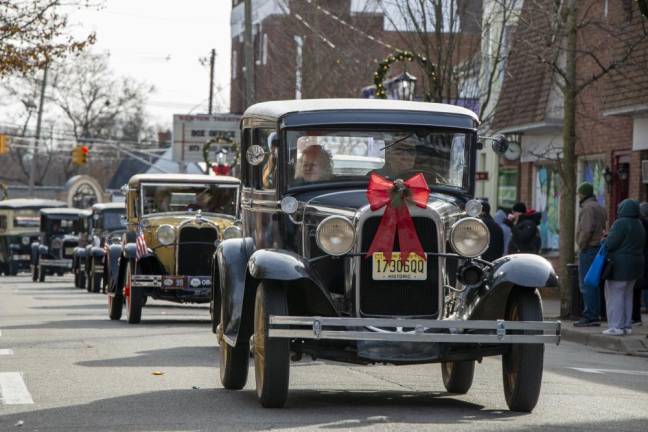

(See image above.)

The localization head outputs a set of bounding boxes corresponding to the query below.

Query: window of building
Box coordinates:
[497,167,518,210]
[534,165,561,252]
[579,157,606,207]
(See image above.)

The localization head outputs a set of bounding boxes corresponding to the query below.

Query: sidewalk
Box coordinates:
[543,297,648,356]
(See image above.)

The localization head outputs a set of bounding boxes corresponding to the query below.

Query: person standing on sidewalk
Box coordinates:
[495,209,512,255]
[507,202,542,254]
[631,202,648,325]
[603,199,645,336]
[574,182,607,327]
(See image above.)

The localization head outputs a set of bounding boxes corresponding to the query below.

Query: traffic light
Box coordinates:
[71,145,89,165]
[0,134,9,155]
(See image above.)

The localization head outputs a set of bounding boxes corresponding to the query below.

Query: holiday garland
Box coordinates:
[373,50,436,101]
[202,137,234,174]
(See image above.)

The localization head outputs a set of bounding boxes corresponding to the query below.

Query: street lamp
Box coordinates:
[386,72,417,101]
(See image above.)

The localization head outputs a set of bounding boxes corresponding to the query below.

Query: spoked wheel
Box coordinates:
[38,265,45,282]
[502,289,544,413]
[441,360,475,394]
[125,260,143,324]
[254,282,290,408]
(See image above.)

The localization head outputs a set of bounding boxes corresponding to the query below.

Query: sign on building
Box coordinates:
[172,114,240,163]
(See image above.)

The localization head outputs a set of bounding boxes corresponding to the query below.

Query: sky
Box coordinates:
[67,0,233,128]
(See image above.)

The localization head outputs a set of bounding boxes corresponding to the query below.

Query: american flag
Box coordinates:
[135,225,148,261]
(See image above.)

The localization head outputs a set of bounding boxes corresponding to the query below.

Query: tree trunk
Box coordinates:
[559,0,578,318]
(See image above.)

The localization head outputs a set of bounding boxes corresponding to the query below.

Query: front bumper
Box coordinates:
[268,316,561,345]
[39,259,73,269]
[131,275,211,296]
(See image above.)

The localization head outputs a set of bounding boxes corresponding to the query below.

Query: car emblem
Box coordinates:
[163,279,174,287]
[189,278,202,288]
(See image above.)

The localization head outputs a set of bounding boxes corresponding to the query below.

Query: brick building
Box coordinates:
[492,0,646,253]
[229,0,482,114]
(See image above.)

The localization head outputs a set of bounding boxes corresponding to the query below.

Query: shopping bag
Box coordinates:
[584,243,607,288]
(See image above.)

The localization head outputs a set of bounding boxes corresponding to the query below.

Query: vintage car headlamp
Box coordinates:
[22,236,30,246]
[464,199,483,217]
[51,238,63,249]
[223,225,242,240]
[450,217,490,258]
[316,216,355,256]
[156,225,176,246]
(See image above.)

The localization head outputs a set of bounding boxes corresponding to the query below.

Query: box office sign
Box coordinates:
[172,114,240,163]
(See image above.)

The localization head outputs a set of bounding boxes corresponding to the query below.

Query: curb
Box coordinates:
[561,327,648,356]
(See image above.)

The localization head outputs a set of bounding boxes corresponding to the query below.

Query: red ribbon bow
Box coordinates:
[365,172,430,262]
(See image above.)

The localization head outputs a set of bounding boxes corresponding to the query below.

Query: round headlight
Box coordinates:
[450,217,490,258]
[465,199,483,217]
[51,238,63,249]
[22,236,30,246]
[316,216,355,256]
[156,225,175,246]
[223,225,242,240]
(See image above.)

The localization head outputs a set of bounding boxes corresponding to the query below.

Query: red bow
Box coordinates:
[365,172,430,262]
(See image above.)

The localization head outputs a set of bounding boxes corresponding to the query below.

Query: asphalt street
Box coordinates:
[1,275,647,432]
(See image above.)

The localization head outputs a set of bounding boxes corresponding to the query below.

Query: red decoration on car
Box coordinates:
[365,172,430,262]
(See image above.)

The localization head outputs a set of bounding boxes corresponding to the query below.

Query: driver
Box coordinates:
[295,144,333,182]
[381,138,416,178]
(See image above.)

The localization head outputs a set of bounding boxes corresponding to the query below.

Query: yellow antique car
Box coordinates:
[106,174,241,324]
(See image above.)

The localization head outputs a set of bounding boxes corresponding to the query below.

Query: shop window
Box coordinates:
[497,167,518,210]
[580,158,606,207]
[534,165,560,252]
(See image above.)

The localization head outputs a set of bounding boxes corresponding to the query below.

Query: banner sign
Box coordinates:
[172,114,240,163]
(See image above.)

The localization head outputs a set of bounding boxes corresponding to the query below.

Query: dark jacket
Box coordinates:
[606,199,646,281]
[508,210,542,254]
[481,213,504,261]
[577,196,607,251]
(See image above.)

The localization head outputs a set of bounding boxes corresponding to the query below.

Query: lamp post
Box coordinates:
[386,72,417,101]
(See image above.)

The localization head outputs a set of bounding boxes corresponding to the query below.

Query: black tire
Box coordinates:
[78,271,86,289]
[108,292,123,320]
[211,284,221,334]
[126,261,143,324]
[32,264,38,282]
[219,329,250,390]
[441,360,475,394]
[502,289,544,413]
[254,282,290,408]
[9,261,18,276]
[38,265,45,282]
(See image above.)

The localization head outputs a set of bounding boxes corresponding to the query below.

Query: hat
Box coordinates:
[578,182,594,197]
[512,202,527,213]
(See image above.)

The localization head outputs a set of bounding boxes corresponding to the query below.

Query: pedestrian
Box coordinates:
[506,202,542,254]
[495,209,512,255]
[574,182,607,327]
[631,202,648,325]
[480,201,504,262]
[602,199,645,336]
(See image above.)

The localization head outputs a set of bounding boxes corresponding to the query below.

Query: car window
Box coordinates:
[250,128,277,190]
[141,183,238,216]
[13,210,40,228]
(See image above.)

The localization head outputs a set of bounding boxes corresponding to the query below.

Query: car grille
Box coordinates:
[62,240,78,258]
[359,216,439,317]
[177,226,218,276]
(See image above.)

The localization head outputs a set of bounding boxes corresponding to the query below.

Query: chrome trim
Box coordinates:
[268,315,561,345]
[315,215,355,256]
[449,217,490,258]
[354,201,447,318]
[132,274,162,288]
[40,259,72,268]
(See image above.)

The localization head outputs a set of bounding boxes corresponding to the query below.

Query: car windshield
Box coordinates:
[141,183,238,216]
[14,209,40,228]
[46,216,83,235]
[286,128,471,189]
[101,210,126,231]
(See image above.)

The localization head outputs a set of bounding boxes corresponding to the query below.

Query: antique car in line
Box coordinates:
[214,99,561,412]
[106,174,241,324]
[31,208,91,282]
[72,202,126,293]
[0,199,66,275]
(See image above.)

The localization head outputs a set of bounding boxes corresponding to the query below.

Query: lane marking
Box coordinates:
[568,367,648,377]
[0,349,14,355]
[0,372,34,404]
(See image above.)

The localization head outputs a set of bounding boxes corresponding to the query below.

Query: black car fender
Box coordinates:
[72,247,87,271]
[90,246,105,259]
[466,253,558,321]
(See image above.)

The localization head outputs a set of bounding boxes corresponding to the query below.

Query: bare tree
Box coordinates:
[0,0,97,77]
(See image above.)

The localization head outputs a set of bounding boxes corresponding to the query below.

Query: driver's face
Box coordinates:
[387,143,416,174]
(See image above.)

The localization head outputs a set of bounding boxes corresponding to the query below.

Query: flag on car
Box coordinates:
[135,225,148,261]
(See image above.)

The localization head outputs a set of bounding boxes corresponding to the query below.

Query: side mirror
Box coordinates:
[491,134,509,155]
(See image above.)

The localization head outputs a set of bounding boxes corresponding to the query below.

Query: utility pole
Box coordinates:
[244,0,255,108]
[208,48,216,114]
[28,62,49,197]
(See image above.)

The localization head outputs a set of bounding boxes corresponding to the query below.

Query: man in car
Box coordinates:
[296,144,333,182]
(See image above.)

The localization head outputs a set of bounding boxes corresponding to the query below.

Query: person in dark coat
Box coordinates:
[632,202,648,324]
[506,202,542,254]
[603,199,646,335]
[480,201,504,262]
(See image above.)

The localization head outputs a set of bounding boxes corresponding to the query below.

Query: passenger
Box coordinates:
[295,145,333,182]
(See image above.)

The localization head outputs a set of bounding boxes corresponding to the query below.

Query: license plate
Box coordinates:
[65,247,75,255]
[372,252,427,280]
[161,276,185,289]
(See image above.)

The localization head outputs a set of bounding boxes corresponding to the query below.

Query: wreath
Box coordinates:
[373,50,436,101]
[202,137,234,174]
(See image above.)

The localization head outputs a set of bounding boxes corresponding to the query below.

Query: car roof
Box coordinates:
[242,98,479,122]
[128,174,240,187]
[0,198,67,210]
[40,208,92,216]
[92,202,126,212]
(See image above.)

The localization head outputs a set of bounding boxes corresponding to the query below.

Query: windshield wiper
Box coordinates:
[380,133,414,151]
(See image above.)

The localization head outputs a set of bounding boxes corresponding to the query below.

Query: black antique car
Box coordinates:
[31,208,91,282]
[214,99,561,411]
[106,174,241,324]
[72,202,126,293]
[0,199,66,275]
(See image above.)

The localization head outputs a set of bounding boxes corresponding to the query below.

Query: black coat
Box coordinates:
[481,214,504,262]
[507,211,542,254]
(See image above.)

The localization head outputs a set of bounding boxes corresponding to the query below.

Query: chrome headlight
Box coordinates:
[51,238,63,249]
[156,225,175,246]
[223,225,242,240]
[450,217,490,258]
[316,216,355,256]
[22,236,30,246]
